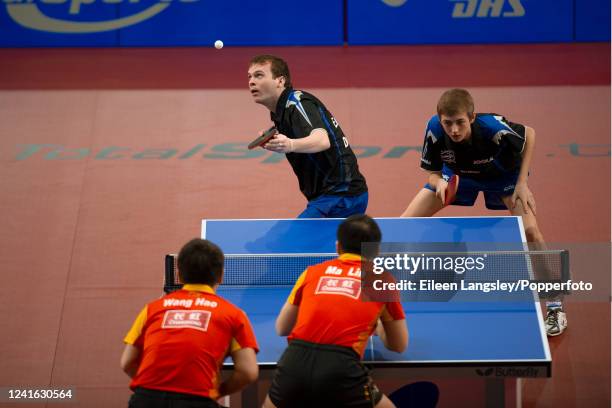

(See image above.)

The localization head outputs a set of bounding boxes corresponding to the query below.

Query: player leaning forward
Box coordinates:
[263,215,408,408]
[121,239,259,407]
[400,88,566,337]
[248,54,368,218]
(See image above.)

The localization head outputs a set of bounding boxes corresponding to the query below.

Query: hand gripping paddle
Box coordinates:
[444,174,459,206]
[248,126,277,150]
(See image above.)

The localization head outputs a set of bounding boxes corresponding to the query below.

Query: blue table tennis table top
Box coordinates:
[202,217,551,374]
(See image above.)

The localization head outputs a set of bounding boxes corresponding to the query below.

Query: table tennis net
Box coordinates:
[163,250,569,294]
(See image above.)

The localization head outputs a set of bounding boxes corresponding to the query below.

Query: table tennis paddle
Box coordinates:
[444,174,459,206]
[248,126,277,150]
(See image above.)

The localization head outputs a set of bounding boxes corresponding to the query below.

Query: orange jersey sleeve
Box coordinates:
[230,308,259,353]
[124,306,148,347]
[380,302,406,322]
[287,269,308,306]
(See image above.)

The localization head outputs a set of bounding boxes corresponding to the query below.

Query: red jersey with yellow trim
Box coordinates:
[124,284,258,399]
[287,254,405,357]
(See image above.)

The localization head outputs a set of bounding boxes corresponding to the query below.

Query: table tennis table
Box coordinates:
[201,217,551,408]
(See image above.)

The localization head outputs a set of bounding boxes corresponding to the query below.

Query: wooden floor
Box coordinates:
[0,43,609,407]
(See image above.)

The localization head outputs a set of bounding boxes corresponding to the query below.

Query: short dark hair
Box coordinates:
[437,88,475,117]
[337,214,382,257]
[249,54,292,88]
[177,239,224,285]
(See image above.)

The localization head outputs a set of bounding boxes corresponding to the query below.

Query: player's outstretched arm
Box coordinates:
[218,348,259,397]
[291,128,330,153]
[264,129,330,154]
[429,172,449,205]
[120,344,142,378]
[376,319,408,353]
[511,126,537,215]
[275,302,299,336]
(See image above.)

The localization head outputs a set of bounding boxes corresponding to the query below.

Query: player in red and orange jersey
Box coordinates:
[121,239,259,408]
[263,215,408,408]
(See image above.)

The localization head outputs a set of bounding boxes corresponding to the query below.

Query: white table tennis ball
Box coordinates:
[214,40,224,50]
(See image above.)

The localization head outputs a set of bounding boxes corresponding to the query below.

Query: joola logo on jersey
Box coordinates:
[473,157,494,165]
[450,0,525,18]
[440,150,456,163]
[3,0,196,33]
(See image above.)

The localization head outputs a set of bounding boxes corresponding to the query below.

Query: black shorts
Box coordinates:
[268,339,382,408]
[128,387,222,408]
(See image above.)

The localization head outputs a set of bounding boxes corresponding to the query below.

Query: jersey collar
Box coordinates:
[271,87,292,122]
[338,253,362,261]
[181,284,216,294]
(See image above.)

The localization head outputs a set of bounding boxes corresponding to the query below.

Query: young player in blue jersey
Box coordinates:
[400,88,566,336]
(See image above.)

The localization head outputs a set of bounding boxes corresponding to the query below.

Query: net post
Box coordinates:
[164,254,180,294]
[560,249,571,294]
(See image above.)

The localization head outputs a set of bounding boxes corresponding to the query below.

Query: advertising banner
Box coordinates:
[0,0,343,46]
[347,0,574,45]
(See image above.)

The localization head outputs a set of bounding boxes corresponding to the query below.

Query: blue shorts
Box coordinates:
[298,192,368,218]
[425,165,519,210]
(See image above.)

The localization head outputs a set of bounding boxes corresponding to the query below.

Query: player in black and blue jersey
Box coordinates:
[401,88,567,336]
[248,54,368,218]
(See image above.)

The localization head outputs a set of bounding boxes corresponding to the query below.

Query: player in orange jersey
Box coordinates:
[263,215,408,408]
[121,239,259,408]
